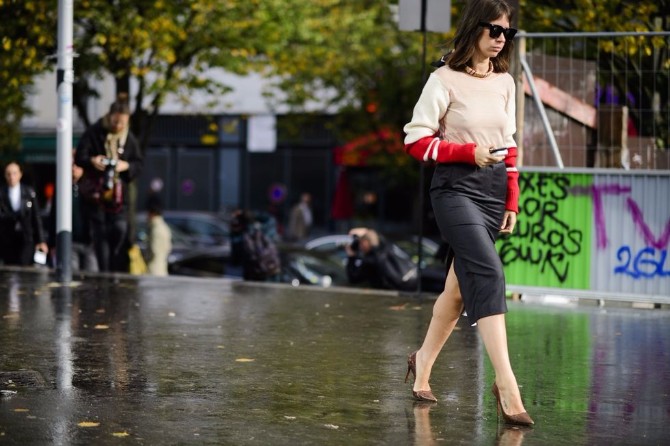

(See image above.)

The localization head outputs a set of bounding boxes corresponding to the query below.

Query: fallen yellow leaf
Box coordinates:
[235,358,255,362]
[216,345,225,349]
[78,421,100,428]
[112,431,130,437]
[94,325,109,330]
[14,408,29,413]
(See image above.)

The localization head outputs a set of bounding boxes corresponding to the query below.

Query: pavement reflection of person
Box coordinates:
[286,192,313,242]
[412,401,438,446]
[4,275,21,329]
[496,426,530,446]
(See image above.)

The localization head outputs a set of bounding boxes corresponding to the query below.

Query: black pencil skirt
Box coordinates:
[430,162,508,326]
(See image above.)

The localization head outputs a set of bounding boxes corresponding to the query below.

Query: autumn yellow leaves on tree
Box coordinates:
[0,0,55,154]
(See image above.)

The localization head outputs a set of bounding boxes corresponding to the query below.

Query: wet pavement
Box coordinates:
[0,268,669,445]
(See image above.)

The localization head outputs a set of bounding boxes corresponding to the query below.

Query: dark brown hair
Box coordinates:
[445,0,515,74]
[108,92,131,115]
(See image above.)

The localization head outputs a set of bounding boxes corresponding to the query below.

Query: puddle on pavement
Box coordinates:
[1,270,669,445]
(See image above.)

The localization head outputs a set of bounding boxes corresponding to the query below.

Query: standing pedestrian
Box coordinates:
[286,192,313,241]
[145,196,171,276]
[402,0,533,427]
[75,93,143,272]
[242,218,281,282]
[47,152,99,272]
[0,162,49,266]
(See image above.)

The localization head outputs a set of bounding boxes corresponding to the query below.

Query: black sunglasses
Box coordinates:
[478,21,517,40]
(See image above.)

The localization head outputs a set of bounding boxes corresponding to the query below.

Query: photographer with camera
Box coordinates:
[345,227,384,288]
[345,227,419,292]
[346,227,406,290]
[75,94,143,272]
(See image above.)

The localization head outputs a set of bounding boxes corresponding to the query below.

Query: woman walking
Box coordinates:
[402,0,533,426]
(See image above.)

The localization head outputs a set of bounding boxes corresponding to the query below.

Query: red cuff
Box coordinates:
[405,135,477,164]
[504,147,519,213]
[505,171,519,213]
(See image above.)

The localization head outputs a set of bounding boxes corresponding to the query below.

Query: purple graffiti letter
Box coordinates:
[573,184,631,250]
[626,197,670,249]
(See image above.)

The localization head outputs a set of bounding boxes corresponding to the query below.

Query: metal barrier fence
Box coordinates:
[516,31,670,170]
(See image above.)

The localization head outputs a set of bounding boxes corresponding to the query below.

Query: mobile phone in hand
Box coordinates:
[33,250,47,265]
[489,147,508,156]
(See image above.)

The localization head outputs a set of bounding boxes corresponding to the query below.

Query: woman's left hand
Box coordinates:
[500,210,517,234]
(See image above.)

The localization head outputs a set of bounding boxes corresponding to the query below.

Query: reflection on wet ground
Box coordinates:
[0,269,668,445]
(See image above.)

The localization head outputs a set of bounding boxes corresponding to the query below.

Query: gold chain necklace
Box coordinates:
[464,61,493,78]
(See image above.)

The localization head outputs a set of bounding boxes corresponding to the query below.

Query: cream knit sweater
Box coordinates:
[404,66,516,150]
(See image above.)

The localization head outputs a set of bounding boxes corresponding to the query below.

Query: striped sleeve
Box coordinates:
[405,135,476,164]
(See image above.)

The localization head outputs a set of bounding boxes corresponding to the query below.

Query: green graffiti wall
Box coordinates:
[497,172,593,289]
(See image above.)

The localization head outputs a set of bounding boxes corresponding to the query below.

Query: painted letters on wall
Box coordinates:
[498,170,670,298]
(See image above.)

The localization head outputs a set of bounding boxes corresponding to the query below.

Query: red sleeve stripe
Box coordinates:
[424,138,441,161]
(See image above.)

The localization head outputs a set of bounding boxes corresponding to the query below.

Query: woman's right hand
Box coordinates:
[474,145,505,168]
[90,155,107,171]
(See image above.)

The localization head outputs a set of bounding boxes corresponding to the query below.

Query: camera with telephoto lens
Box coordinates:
[350,234,360,252]
[101,158,118,190]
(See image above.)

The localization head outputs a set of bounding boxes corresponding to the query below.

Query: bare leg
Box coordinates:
[477,314,527,415]
[413,264,464,393]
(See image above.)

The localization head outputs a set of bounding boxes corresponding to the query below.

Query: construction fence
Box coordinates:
[516,31,670,170]
[499,168,669,304]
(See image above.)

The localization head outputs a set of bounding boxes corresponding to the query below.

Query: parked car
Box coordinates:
[161,211,231,252]
[278,244,349,288]
[305,233,446,293]
[135,211,231,277]
[165,246,228,277]
[137,211,231,255]
[305,233,442,266]
[390,235,442,269]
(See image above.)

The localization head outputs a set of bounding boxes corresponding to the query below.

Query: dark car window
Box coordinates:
[187,220,229,238]
[164,216,229,242]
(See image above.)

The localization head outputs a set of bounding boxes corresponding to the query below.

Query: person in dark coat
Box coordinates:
[0,162,48,266]
[345,227,419,292]
[46,154,98,272]
[75,94,143,272]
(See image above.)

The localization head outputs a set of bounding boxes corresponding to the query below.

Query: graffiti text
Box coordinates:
[614,246,670,279]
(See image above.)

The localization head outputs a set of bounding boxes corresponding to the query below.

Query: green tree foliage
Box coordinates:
[0,0,56,156]
[257,0,452,184]
[73,0,265,147]
[3,0,667,160]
